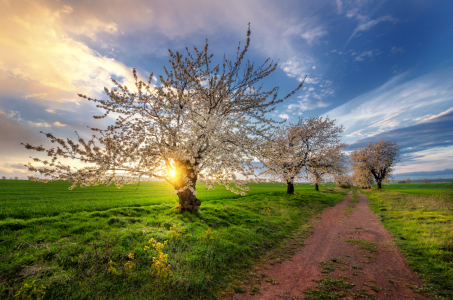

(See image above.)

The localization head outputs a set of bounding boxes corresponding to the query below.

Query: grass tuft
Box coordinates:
[345,238,378,253]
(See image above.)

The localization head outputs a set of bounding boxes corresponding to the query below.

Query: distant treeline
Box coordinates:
[392,178,453,183]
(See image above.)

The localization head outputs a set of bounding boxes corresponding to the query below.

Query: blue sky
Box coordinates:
[1,0,452,178]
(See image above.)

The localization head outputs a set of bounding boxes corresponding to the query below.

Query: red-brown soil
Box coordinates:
[223,191,428,300]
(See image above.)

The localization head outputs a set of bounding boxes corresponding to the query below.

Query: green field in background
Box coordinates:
[0,180,335,220]
[380,182,453,197]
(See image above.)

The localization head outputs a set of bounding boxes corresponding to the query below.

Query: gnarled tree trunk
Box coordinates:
[287,181,294,194]
[377,181,382,190]
[176,186,201,212]
[172,162,201,212]
[315,183,319,191]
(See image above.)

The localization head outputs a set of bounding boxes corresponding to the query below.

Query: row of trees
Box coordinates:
[22,26,400,212]
[1,176,18,180]
[255,117,347,193]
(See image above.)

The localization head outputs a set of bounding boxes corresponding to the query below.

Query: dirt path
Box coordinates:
[224,191,428,300]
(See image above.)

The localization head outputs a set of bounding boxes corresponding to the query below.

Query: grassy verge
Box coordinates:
[0,181,346,299]
[363,183,453,298]
[351,188,359,203]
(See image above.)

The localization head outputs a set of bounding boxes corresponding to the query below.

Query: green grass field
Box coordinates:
[0,180,347,299]
[364,183,453,298]
[0,180,315,220]
[380,182,453,197]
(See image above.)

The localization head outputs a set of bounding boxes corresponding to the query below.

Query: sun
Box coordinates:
[169,169,176,177]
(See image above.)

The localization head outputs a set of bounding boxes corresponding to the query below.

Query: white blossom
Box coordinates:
[255,116,347,194]
[349,140,401,190]
[22,25,303,211]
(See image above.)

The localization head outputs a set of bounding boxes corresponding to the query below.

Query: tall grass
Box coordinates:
[364,184,453,298]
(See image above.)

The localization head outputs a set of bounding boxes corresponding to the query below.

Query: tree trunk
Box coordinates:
[315,183,319,191]
[377,181,382,190]
[172,161,201,212]
[176,187,201,212]
[287,182,294,194]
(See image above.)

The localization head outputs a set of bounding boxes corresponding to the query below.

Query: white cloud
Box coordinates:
[415,107,453,124]
[279,113,289,119]
[391,46,404,54]
[323,67,453,144]
[45,109,56,113]
[335,0,343,14]
[27,121,51,127]
[283,20,328,45]
[355,49,380,61]
[280,57,315,82]
[395,145,453,174]
[301,27,328,45]
[0,1,139,105]
[53,121,67,127]
[342,2,398,44]
[355,15,396,33]
[346,128,365,138]
[287,93,329,113]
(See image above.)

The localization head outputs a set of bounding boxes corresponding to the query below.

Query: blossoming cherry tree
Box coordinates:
[22,26,304,212]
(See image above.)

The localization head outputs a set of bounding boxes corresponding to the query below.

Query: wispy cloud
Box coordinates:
[287,93,330,114]
[391,46,404,54]
[335,0,343,14]
[355,49,380,61]
[348,109,453,153]
[415,107,453,124]
[280,57,315,82]
[340,1,397,44]
[347,109,453,174]
[324,66,453,144]
[351,15,396,38]
[282,18,328,45]
[394,145,453,174]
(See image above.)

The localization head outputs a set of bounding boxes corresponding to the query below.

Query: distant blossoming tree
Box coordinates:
[334,174,353,188]
[306,145,347,191]
[22,26,303,212]
[256,117,346,194]
[349,140,401,190]
[352,164,374,189]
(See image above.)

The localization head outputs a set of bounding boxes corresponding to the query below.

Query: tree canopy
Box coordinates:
[349,140,401,190]
[22,25,303,211]
[256,116,347,194]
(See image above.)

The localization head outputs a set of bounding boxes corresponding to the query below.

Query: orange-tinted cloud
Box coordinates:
[0,0,135,104]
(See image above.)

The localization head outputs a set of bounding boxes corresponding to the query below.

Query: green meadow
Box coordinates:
[0,180,347,299]
[364,183,453,298]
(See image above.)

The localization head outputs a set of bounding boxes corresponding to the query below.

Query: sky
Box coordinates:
[1,0,453,179]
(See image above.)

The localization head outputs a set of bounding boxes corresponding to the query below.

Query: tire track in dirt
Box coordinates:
[223,191,428,299]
